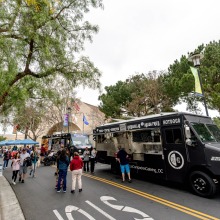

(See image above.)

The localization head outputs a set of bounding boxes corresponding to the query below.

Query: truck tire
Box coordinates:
[189,171,216,198]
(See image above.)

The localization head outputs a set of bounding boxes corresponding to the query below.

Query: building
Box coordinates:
[1,101,105,144]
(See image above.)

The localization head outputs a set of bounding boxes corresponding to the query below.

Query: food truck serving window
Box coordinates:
[133,129,161,143]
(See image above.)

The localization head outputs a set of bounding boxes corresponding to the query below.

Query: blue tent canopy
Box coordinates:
[0,139,39,146]
[0,140,8,146]
[5,140,19,146]
[16,139,39,145]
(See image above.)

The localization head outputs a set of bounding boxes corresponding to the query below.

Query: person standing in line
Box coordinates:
[90,147,97,174]
[70,152,83,193]
[56,149,69,193]
[117,146,132,183]
[30,146,39,177]
[83,147,90,172]
[19,148,30,183]
[11,153,20,185]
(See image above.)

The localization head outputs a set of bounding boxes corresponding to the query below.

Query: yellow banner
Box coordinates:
[190,67,202,95]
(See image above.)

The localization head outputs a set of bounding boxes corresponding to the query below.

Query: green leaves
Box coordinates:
[162,41,220,114]
[0,0,103,113]
[99,72,174,118]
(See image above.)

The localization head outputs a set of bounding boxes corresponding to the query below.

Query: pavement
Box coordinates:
[0,159,25,220]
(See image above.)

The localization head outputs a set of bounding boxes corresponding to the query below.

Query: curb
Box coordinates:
[0,175,25,220]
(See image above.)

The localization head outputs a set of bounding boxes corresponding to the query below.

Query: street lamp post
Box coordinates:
[188,53,209,116]
[67,107,71,133]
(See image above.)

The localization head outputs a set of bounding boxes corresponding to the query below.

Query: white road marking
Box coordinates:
[86,200,116,220]
[100,196,154,220]
[65,205,95,220]
[54,196,154,220]
[123,206,154,220]
[53,210,65,220]
[100,196,124,210]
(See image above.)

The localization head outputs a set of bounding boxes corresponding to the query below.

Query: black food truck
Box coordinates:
[93,112,220,197]
[42,132,93,158]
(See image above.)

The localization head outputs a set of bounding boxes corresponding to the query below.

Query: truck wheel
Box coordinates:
[189,171,216,197]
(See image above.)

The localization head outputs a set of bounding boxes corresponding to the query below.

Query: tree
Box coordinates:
[13,104,44,141]
[213,117,220,128]
[12,78,79,140]
[126,72,174,116]
[0,136,6,142]
[163,41,220,113]
[99,72,174,118]
[0,0,103,113]
[98,81,131,118]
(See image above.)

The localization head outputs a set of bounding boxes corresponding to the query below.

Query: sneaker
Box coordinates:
[63,191,66,193]
[21,180,24,183]
[121,180,125,183]
[57,190,61,193]
[13,181,16,185]
[79,189,82,192]
[128,179,132,183]
[71,190,75,193]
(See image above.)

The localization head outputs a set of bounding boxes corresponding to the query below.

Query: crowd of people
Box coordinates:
[1,145,40,184]
[1,143,131,193]
[1,144,99,194]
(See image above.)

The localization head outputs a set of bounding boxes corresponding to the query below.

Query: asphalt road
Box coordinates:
[3,163,220,220]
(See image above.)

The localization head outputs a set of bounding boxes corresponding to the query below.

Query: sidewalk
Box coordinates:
[0,161,25,220]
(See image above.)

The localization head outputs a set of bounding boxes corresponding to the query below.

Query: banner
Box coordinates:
[63,114,69,127]
[190,66,203,96]
[83,115,89,125]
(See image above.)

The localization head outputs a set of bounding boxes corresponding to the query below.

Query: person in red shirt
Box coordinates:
[40,144,46,163]
[70,152,83,193]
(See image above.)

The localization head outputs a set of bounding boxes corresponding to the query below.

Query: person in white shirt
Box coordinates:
[83,147,90,172]
[90,147,97,173]
[19,148,30,183]
[11,153,20,185]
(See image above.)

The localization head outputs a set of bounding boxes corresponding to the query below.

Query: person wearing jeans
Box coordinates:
[70,152,83,193]
[3,150,10,169]
[56,149,69,193]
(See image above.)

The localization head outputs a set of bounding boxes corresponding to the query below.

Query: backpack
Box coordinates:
[24,157,32,167]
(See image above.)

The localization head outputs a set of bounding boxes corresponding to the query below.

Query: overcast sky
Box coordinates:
[1,0,220,135]
[75,0,220,116]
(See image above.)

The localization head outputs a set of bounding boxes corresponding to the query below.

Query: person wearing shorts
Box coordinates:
[19,148,30,183]
[117,146,132,183]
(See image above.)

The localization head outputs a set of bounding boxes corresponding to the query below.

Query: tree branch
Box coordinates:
[25,39,34,72]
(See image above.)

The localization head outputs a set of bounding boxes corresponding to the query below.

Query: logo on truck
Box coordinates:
[168,151,184,169]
